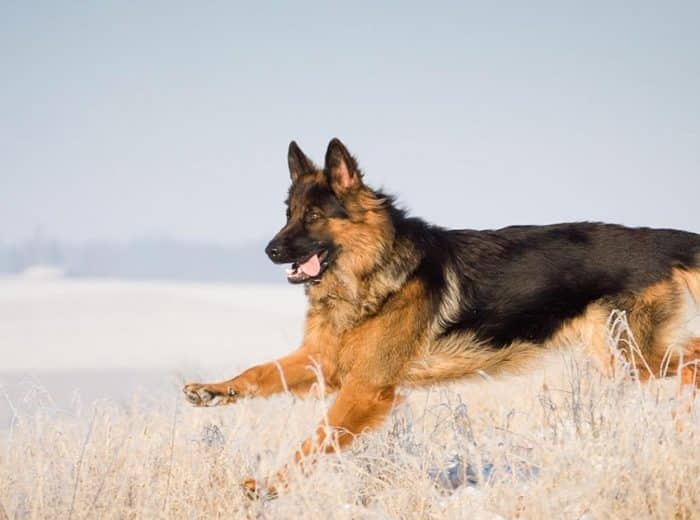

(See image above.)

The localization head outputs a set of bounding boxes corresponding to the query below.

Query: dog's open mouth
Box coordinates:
[286,250,331,284]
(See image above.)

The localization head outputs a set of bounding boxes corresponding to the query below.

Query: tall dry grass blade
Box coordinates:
[67,406,97,520]
[606,309,654,381]
[84,428,131,518]
[272,360,290,394]
[1,389,18,459]
[163,394,179,511]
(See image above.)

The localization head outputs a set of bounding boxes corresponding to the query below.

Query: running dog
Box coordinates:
[184,138,700,496]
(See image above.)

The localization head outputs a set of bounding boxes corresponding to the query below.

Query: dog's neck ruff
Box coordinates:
[306,234,422,330]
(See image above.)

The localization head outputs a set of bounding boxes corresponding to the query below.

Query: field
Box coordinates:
[1,277,699,519]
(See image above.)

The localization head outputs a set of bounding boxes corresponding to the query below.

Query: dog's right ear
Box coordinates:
[325,138,363,197]
[288,141,316,182]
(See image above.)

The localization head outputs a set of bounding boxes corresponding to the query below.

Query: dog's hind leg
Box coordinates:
[674,270,700,392]
[626,270,700,416]
[678,338,700,390]
[662,270,700,398]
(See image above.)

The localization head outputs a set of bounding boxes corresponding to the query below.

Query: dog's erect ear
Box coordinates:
[324,138,362,196]
[288,141,316,182]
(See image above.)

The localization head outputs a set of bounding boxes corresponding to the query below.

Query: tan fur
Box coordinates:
[618,269,700,383]
[405,302,612,385]
[182,347,329,406]
[679,338,700,389]
[432,264,463,335]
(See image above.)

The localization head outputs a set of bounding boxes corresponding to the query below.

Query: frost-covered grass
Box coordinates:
[1,350,699,519]
[1,279,699,518]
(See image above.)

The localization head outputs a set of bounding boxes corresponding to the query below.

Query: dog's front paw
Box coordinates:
[183,383,238,407]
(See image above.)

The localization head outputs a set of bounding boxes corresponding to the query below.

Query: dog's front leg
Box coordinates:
[183,347,328,407]
[244,375,396,496]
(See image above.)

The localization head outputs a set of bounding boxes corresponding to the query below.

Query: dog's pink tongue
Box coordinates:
[299,254,321,277]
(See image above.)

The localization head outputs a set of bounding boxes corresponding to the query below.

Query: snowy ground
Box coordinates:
[0,275,305,371]
[0,275,304,426]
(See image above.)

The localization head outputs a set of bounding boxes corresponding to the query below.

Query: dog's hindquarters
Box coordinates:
[622,268,700,387]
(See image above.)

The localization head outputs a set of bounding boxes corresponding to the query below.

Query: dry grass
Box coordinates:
[1,317,699,519]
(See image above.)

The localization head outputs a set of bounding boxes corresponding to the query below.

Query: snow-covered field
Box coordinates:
[1,276,699,518]
[0,275,306,429]
[0,275,305,372]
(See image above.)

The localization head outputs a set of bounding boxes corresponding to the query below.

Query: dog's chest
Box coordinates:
[309,291,379,334]
[305,308,368,381]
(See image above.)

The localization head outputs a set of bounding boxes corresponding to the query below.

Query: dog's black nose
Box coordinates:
[265,242,282,262]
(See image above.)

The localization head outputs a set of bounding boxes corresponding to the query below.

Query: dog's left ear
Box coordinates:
[325,138,363,196]
[288,141,316,182]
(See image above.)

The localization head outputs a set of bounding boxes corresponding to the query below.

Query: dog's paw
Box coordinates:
[182,383,238,407]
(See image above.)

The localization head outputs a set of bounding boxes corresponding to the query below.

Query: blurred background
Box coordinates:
[1,2,699,422]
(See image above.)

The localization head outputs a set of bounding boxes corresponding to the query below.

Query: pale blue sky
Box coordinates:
[1,1,699,245]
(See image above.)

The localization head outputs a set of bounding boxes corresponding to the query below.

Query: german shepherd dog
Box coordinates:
[184,138,700,496]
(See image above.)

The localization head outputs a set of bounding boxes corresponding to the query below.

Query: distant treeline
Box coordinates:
[0,238,284,283]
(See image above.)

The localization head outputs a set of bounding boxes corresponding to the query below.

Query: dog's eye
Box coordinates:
[305,211,322,223]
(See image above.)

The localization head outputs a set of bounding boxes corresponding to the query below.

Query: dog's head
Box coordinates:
[265,138,390,285]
